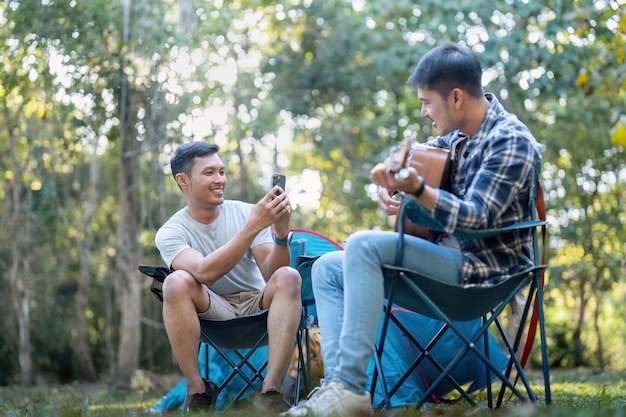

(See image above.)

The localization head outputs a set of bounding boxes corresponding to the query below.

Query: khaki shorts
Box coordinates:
[198,286,266,321]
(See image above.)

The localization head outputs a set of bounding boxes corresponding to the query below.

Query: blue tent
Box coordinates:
[290,228,344,256]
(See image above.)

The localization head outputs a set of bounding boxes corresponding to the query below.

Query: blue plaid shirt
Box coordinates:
[426,93,542,284]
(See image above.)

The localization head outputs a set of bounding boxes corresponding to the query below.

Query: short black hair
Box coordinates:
[170,142,219,180]
[407,42,484,99]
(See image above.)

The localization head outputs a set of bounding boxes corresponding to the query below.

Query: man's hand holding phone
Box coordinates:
[271,173,286,196]
[269,173,291,237]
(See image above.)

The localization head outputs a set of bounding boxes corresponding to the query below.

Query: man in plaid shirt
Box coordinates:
[283,41,542,417]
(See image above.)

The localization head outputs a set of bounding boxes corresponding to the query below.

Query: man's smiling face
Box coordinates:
[185,153,227,207]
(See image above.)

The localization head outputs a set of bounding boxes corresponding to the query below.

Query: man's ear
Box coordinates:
[450,88,464,108]
[175,172,189,189]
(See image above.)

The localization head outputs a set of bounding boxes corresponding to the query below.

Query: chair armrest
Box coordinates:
[399,197,547,240]
[138,265,171,282]
[138,265,172,302]
[453,220,548,240]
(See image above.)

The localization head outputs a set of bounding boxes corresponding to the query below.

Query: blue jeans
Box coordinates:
[311,230,465,393]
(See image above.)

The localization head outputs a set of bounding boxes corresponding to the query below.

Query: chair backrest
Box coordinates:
[295,256,319,307]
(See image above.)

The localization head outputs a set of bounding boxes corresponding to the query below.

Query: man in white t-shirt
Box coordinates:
[155,142,301,412]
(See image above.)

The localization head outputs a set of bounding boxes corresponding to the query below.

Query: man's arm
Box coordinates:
[251,240,291,282]
[251,189,293,280]
[170,225,261,285]
[370,163,438,213]
[171,189,292,285]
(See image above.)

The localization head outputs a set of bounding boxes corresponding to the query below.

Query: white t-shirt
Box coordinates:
[155,200,271,295]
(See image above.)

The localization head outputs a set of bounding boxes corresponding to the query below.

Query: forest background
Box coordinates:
[0,0,625,389]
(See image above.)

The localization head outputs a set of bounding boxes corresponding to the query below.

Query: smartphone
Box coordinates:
[271,173,286,195]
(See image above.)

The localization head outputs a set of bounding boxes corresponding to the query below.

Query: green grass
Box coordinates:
[1,369,625,416]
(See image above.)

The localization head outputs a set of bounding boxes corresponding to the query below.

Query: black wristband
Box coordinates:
[413,177,426,198]
[272,232,292,247]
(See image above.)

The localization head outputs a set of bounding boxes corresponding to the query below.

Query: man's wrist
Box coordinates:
[413,176,426,198]
[272,231,292,247]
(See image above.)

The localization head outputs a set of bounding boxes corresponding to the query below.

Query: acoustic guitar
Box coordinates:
[385,138,450,240]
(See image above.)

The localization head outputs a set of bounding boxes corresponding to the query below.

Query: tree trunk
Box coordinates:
[8,126,33,386]
[114,85,142,387]
[592,295,605,369]
[9,238,32,386]
[113,0,141,388]
[572,283,588,366]
[75,147,100,382]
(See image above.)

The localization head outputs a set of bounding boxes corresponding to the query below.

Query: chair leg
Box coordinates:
[204,336,269,409]
[293,328,306,405]
[370,299,396,409]
[483,315,493,409]
[199,342,208,380]
[373,277,474,409]
[302,325,313,395]
[292,314,318,406]
[535,275,552,405]
[371,344,392,409]
[373,312,474,408]
[492,275,553,408]
[495,284,536,407]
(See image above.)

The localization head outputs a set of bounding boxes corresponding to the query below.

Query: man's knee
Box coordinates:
[272,266,302,296]
[162,269,197,302]
[345,229,385,251]
[312,250,344,282]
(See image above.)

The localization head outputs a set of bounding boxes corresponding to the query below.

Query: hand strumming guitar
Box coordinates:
[372,137,425,198]
[370,163,424,198]
[376,186,401,216]
[371,137,442,215]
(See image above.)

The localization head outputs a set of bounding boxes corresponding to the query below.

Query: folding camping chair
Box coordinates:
[140,230,343,410]
[139,265,287,410]
[370,161,551,410]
